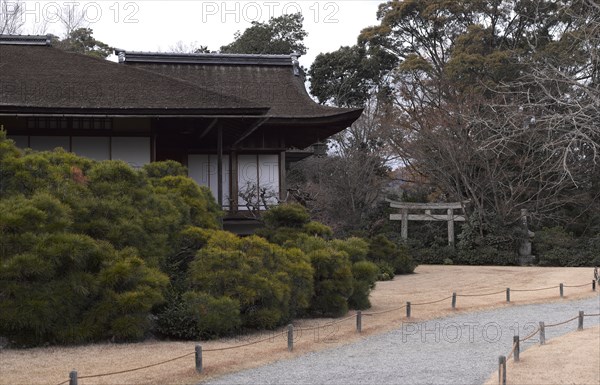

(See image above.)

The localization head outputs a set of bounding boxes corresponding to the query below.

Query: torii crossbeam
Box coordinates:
[388,200,470,245]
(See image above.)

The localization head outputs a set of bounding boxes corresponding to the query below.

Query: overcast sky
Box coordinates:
[23,1,383,67]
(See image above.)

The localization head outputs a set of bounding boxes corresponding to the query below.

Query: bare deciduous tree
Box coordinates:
[362,0,600,235]
[0,0,24,35]
[54,3,88,36]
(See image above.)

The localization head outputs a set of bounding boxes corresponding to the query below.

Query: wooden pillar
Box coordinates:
[279,151,286,203]
[217,124,223,209]
[230,151,238,212]
[447,208,455,245]
[401,208,408,240]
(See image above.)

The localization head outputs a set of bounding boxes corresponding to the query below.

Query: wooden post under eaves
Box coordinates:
[230,151,238,212]
[279,151,286,203]
[217,124,223,209]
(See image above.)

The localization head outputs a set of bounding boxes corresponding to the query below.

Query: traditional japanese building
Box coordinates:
[0,35,363,232]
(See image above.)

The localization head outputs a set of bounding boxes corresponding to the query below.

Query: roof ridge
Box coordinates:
[0,34,51,46]
[116,50,298,66]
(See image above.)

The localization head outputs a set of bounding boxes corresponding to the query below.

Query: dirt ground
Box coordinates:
[0,265,597,385]
[483,325,600,385]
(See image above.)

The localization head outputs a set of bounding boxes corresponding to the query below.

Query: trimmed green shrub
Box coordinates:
[143,160,188,179]
[412,244,457,265]
[155,289,201,340]
[0,133,221,345]
[348,261,378,310]
[293,233,329,253]
[187,232,313,329]
[330,237,369,263]
[454,247,516,266]
[308,248,353,317]
[535,227,599,266]
[455,212,520,266]
[376,262,395,281]
[182,292,241,339]
[0,232,167,345]
[262,203,311,228]
[368,235,417,274]
[303,221,334,238]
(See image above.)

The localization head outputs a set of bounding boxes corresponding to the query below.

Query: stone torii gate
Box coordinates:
[388,200,469,245]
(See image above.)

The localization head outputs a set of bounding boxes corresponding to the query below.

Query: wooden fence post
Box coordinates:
[287,324,294,351]
[506,288,510,303]
[559,283,564,298]
[69,370,78,385]
[452,292,457,309]
[406,302,411,318]
[498,356,506,385]
[539,322,545,345]
[195,345,202,373]
[513,336,520,362]
[578,311,584,331]
[356,311,362,333]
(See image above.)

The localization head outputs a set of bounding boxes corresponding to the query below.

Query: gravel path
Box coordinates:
[202,295,600,385]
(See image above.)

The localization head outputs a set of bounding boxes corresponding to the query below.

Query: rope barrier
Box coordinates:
[203,330,286,352]
[563,283,592,288]
[327,314,357,326]
[506,342,518,361]
[497,309,597,385]
[297,314,355,332]
[363,305,407,316]
[412,295,454,306]
[55,279,596,384]
[511,285,559,292]
[545,315,579,328]
[519,327,540,342]
[456,290,506,297]
[73,351,195,381]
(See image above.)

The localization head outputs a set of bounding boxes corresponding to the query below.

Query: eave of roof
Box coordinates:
[0,106,269,118]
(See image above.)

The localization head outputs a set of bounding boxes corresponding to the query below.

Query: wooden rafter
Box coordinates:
[197,118,218,140]
[231,117,270,148]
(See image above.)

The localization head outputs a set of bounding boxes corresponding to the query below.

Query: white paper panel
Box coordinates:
[188,154,210,187]
[30,136,70,152]
[188,154,231,207]
[7,135,28,149]
[71,137,110,161]
[111,137,150,168]
[238,154,258,210]
[259,154,280,208]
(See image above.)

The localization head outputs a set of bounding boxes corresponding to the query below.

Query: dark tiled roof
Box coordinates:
[120,51,363,120]
[0,43,267,115]
[0,37,363,140]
